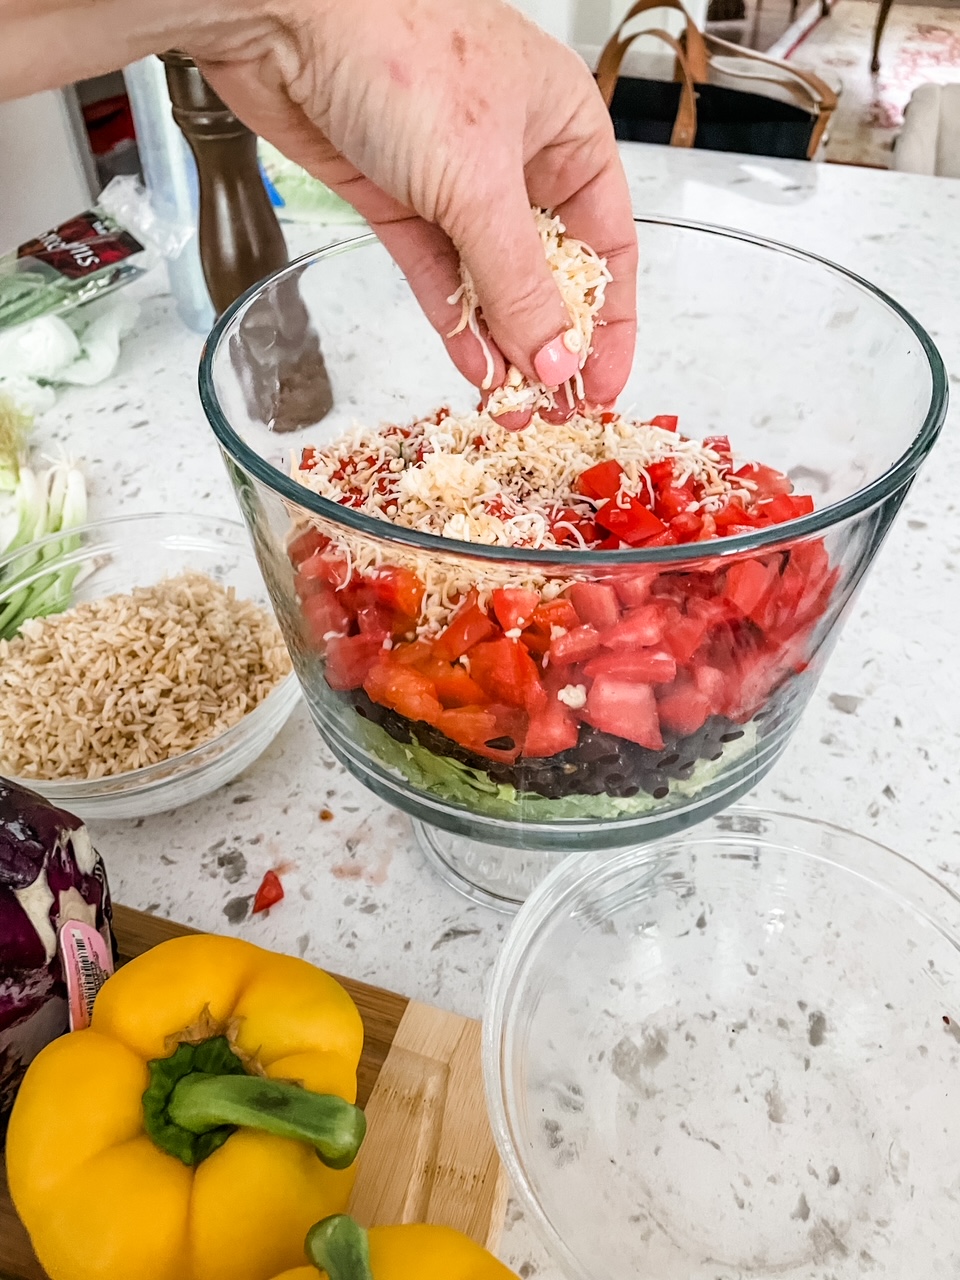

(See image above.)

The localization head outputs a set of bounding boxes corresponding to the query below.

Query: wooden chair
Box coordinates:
[870,0,896,72]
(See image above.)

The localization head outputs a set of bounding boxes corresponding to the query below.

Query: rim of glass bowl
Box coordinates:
[199,216,948,568]
[0,511,300,796]
[481,805,960,1280]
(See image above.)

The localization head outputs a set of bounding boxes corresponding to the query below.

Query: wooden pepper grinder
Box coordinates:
[161,51,333,429]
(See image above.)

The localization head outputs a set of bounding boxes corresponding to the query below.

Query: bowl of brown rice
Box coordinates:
[0,513,300,819]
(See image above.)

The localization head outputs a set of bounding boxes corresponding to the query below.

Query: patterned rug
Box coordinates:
[785,0,960,165]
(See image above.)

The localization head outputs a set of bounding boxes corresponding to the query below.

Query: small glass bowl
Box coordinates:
[0,513,300,820]
[483,809,960,1279]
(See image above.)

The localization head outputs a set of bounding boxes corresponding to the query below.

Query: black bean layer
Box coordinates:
[347,688,752,801]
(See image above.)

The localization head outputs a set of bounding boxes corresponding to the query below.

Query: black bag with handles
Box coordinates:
[596,0,837,161]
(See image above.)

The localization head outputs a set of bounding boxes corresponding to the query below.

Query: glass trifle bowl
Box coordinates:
[199,217,946,910]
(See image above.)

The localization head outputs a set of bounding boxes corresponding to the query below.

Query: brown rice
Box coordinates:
[0,571,292,781]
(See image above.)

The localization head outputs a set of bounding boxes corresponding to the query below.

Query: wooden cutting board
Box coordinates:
[0,905,507,1280]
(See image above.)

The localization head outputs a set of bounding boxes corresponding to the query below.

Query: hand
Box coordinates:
[193,0,638,422]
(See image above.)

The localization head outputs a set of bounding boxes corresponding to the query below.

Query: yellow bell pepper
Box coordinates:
[6,935,366,1280]
[271,1214,519,1280]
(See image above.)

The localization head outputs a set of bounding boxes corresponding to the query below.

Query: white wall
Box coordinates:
[512,0,709,62]
[0,90,96,253]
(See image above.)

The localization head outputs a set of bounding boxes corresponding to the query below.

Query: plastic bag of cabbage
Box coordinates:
[0,778,114,1132]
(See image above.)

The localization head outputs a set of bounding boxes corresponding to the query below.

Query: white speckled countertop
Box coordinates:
[30,144,960,1274]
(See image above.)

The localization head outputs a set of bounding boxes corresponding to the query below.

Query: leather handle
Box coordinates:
[597,25,698,148]
[704,33,839,109]
[596,0,710,95]
[702,33,838,158]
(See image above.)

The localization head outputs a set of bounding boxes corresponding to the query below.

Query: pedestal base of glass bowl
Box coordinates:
[412,764,762,912]
[412,821,568,912]
[308,683,800,911]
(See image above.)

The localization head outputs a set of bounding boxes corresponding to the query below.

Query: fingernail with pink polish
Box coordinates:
[534,331,582,387]
[492,409,533,433]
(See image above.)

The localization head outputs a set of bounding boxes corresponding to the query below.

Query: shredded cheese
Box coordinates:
[447,207,612,417]
[294,407,745,548]
[557,683,588,710]
[289,404,758,638]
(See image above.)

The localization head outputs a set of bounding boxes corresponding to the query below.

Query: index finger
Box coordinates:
[525,118,638,406]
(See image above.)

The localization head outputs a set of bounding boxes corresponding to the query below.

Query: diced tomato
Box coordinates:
[597,535,623,551]
[491,587,540,632]
[789,538,831,584]
[287,526,329,569]
[569,582,620,631]
[650,414,679,432]
[687,594,738,630]
[390,639,432,667]
[439,704,526,763]
[655,486,696,521]
[696,512,718,541]
[612,569,658,608]
[430,662,488,709]
[600,603,667,650]
[595,496,668,546]
[523,703,579,757]
[294,572,324,603]
[646,459,675,489]
[692,662,726,713]
[468,637,547,714]
[302,588,352,647]
[642,529,680,548]
[353,600,393,638]
[583,676,664,751]
[432,597,497,662]
[298,550,350,588]
[658,686,711,736]
[325,634,386,691]
[252,870,284,914]
[724,557,779,618]
[664,612,709,664]
[713,499,758,532]
[364,659,443,724]
[670,512,704,542]
[761,493,815,524]
[583,649,677,684]
[576,459,624,500]
[723,648,783,721]
[366,567,424,619]
[528,598,580,633]
[550,508,600,547]
[734,462,793,499]
[702,434,732,459]
[550,624,602,665]
[436,705,496,746]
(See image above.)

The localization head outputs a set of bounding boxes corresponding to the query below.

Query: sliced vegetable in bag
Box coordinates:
[0,206,147,332]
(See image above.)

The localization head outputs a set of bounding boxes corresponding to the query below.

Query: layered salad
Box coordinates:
[286,407,837,823]
[283,207,837,824]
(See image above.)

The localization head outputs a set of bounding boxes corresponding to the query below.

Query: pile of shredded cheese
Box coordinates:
[294,407,748,549]
[447,208,612,418]
[290,407,755,637]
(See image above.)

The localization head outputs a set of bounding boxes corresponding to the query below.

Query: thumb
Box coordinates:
[452,187,582,390]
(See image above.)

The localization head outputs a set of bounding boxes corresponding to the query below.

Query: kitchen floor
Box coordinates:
[707,0,813,51]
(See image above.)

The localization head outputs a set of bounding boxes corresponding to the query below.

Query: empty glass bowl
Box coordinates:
[0,514,300,819]
[199,218,946,908]
[484,810,960,1279]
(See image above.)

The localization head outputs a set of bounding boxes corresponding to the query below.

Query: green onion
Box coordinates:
[0,461,88,640]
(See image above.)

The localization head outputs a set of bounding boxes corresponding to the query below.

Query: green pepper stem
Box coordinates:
[168,1074,366,1170]
[305,1216,375,1280]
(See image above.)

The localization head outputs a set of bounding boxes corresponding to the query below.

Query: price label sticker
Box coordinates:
[58,920,115,1030]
